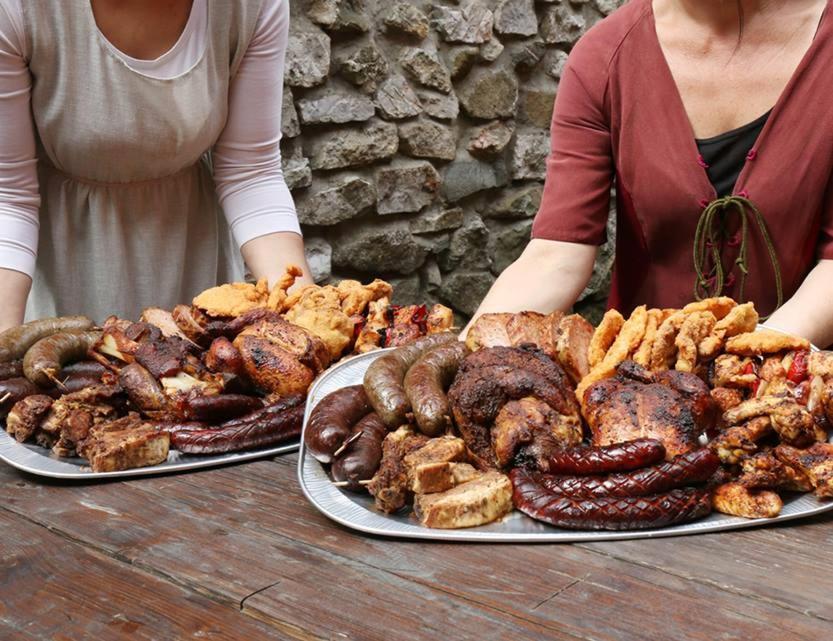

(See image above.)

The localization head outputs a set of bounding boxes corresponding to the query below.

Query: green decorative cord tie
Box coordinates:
[693,194,783,318]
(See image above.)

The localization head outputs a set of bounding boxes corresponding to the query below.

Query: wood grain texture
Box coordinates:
[1,455,832,641]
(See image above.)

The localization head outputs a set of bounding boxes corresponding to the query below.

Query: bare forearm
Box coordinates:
[463,239,597,335]
[240,231,314,290]
[765,260,833,348]
[0,268,31,331]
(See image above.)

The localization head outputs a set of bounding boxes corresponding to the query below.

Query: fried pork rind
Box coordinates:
[267,265,304,311]
[682,296,736,320]
[588,309,624,368]
[649,310,686,371]
[725,329,810,356]
[283,286,354,360]
[354,298,390,354]
[712,481,782,519]
[633,309,661,367]
[674,311,716,372]
[337,279,393,316]
[193,279,270,318]
[698,302,760,359]
[577,306,648,404]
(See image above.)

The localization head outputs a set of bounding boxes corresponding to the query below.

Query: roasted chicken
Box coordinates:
[583,361,716,459]
[448,346,580,470]
[233,319,330,398]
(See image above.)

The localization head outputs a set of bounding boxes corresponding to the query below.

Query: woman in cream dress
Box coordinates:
[0,0,311,328]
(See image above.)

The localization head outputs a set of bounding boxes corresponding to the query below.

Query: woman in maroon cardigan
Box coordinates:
[471,0,833,346]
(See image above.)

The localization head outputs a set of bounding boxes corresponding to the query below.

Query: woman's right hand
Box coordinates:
[0,268,31,331]
[460,238,597,339]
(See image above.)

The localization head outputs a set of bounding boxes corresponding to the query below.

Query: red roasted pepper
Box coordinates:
[787,350,809,384]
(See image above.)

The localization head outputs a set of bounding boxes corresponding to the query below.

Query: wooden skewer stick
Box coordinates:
[46,370,68,392]
[331,481,350,487]
[0,392,10,404]
[332,431,362,458]
[358,479,372,486]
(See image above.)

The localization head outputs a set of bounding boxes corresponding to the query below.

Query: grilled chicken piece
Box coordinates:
[711,354,756,388]
[583,361,715,459]
[413,471,513,528]
[409,462,481,494]
[78,414,169,472]
[492,396,582,469]
[723,396,816,447]
[367,426,430,514]
[712,482,783,518]
[711,387,745,415]
[233,319,330,398]
[6,395,53,443]
[740,451,813,492]
[426,304,454,334]
[775,443,833,498]
[449,347,580,469]
[711,417,774,465]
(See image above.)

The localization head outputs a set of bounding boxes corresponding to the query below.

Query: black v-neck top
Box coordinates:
[696,111,772,197]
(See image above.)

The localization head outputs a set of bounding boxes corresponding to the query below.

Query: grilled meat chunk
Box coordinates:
[723,396,817,447]
[711,417,774,465]
[41,384,123,456]
[409,462,481,494]
[78,414,170,472]
[6,394,53,443]
[367,426,430,514]
[739,451,813,492]
[413,471,513,528]
[583,361,715,459]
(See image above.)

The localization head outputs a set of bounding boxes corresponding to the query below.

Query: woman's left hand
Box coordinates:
[241,231,315,291]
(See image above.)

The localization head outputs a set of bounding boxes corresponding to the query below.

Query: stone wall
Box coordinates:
[283,0,624,324]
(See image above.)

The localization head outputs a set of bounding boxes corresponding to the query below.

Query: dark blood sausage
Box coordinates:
[331,412,387,491]
[0,316,94,363]
[510,468,712,531]
[305,385,372,464]
[171,395,304,454]
[59,361,109,378]
[0,377,40,418]
[23,330,102,387]
[0,360,24,381]
[533,448,720,498]
[404,341,468,436]
[363,332,457,428]
[181,394,263,422]
[154,420,210,438]
[546,439,666,475]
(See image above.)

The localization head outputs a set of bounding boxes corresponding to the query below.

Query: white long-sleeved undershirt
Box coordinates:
[0,0,301,279]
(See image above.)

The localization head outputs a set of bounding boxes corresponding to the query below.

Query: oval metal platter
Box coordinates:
[298,348,833,543]
[0,431,298,480]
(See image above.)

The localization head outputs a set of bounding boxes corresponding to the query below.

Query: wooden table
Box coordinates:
[1,453,832,641]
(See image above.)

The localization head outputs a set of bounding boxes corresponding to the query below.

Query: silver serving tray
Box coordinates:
[0,430,299,480]
[298,349,833,542]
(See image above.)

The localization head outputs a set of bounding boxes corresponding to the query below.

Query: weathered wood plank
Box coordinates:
[0,509,298,641]
[581,513,833,622]
[0,466,582,641]
[3,459,832,640]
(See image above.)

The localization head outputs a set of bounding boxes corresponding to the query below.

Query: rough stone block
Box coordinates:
[307,119,398,170]
[332,221,428,274]
[375,162,441,214]
[295,175,376,225]
[398,120,457,161]
[458,67,518,119]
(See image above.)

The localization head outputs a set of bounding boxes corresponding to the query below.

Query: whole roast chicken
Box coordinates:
[583,361,716,459]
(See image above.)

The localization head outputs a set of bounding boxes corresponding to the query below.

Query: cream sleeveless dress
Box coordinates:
[21,0,264,322]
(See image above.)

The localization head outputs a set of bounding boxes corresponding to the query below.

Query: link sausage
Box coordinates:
[363,332,456,428]
[305,385,372,464]
[510,468,712,531]
[23,330,102,387]
[331,412,387,491]
[0,316,94,363]
[545,439,666,475]
[404,341,468,436]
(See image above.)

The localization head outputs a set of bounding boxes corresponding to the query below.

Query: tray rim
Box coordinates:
[297,347,833,543]
[0,430,299,480]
